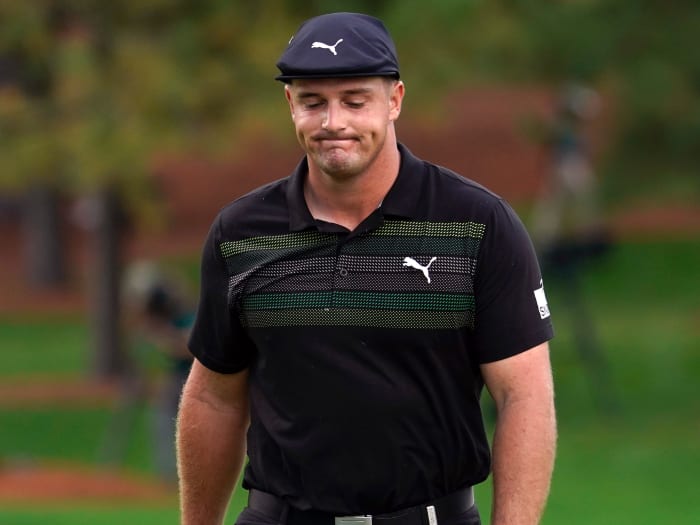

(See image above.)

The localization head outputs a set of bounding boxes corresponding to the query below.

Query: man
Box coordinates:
[177,12,556,525]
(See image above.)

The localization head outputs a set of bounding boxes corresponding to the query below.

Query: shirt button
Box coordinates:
[339,268,349,277]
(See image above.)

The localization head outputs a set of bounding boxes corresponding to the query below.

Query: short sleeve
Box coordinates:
[472,199,554,363]
[187,214,255,373]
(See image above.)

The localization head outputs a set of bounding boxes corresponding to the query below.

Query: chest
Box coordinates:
[221,220,485,330]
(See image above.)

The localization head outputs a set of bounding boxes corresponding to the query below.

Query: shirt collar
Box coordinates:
[286,156,316,232]
[379,143,424,219]
[286,143,425,232]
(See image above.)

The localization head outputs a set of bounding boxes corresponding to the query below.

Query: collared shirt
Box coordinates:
[189,143,553,515]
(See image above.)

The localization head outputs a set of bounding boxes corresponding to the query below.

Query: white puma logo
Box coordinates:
[311,39,344,55]
[403,257,437,284]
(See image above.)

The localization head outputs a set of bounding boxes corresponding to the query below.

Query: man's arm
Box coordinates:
[481,342,557,525]
[177,359,250,525]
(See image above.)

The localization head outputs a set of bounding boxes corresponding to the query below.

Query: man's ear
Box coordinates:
[284,84,295,119]
[389,80,405,121]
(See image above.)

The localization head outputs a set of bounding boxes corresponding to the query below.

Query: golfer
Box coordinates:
[177,12,556,525]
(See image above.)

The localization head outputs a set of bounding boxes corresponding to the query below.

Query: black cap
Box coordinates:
[276,12,400,83]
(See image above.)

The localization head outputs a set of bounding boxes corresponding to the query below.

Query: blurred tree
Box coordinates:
[0,0,300,378]
[413,0,700,202]
[0,5,65,287]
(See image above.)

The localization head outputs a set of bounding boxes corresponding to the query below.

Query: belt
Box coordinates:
[247,487,475,525]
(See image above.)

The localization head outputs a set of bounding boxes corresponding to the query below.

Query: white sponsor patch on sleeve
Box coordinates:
[534,280,550,319]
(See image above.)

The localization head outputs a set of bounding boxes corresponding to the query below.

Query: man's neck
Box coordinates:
[304,142,400,231]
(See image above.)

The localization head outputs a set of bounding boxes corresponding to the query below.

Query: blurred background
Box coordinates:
[0,1,698,523]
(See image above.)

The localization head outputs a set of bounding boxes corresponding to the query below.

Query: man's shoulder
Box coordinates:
[401,146,500,200]
[218,177,290,220]
[418,157,506,220]
[395,144,505,222]
[429,160,501,201]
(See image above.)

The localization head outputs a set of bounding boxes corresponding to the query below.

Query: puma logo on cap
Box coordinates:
[311,39,344,55]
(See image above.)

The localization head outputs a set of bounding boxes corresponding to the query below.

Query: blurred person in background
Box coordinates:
[531,83,616,412]
[177,12,556,525]
[531,83,609,263]
[115,260,194,484]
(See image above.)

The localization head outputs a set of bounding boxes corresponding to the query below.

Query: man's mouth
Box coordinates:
[313,132,356,142]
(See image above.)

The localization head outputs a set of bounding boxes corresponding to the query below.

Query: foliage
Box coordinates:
[390,0,700,193]
[0,0,299,219]
[0,0,698,218]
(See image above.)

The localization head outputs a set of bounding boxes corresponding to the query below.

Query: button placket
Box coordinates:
[332,243,350,308]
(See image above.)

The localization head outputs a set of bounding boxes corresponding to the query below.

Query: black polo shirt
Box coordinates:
[189,143,554,515]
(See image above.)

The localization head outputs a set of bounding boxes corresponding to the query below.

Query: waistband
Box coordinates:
[247,486,475,525]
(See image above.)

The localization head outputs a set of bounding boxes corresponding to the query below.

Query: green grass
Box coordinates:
[0,506,181,525]
[0,408,152,470]
[1,315,89,377]
[547,417,700,524]
[0,239,698,524]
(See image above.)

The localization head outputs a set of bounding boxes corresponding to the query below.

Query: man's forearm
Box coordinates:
[177,377,249,525]
[490,394,557,525]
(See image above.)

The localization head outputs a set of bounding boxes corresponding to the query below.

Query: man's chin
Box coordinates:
[314,152,361,178]
[320,164,358,179]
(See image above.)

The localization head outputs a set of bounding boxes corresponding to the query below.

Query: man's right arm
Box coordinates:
[177,359,250,525]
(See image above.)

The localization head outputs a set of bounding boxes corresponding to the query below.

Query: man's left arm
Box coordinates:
[481,342,557,525]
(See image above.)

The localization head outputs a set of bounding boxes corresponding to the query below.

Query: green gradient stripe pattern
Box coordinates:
[221,231,334,257]
[220,220,485,329]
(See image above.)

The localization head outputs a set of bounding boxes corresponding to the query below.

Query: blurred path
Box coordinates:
[0,462,175,504]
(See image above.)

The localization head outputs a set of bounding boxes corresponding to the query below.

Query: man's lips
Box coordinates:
[318,139,351,146]
[313,133,357,142]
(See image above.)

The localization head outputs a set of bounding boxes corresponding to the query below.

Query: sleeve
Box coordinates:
[472,199,554,363]
[187,213,255,373]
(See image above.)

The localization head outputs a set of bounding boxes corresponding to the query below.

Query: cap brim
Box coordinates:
[275,71,400,83]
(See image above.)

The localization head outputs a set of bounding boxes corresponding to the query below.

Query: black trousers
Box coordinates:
[235,504,482,525]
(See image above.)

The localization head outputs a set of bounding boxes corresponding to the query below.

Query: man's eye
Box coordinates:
[346,101,364,109]
[303,101,323,109]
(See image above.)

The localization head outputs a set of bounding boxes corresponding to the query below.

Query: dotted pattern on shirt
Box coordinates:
[221,219,485,330]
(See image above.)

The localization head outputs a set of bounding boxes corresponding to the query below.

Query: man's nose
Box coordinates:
[321,101,346,131]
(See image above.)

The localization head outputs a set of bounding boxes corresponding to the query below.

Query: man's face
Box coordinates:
[285,77,403,179]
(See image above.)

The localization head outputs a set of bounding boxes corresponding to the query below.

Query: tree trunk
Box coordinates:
[22,185,67,287]
[90,188,128,379]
